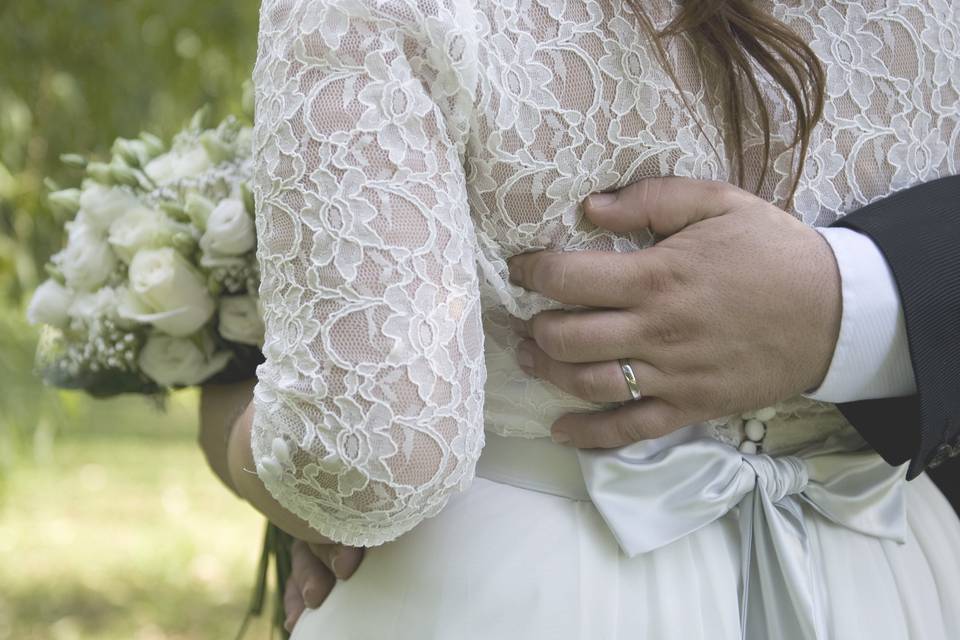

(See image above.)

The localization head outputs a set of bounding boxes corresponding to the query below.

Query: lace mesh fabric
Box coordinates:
[251,0,960,545]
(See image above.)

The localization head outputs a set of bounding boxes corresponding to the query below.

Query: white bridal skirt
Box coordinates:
[292,433,960,640]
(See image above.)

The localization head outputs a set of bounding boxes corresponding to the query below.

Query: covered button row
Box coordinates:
[736,407,776,454]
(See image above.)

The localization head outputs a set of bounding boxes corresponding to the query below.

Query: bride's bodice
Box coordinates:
[250,0,960,545]
[463,0,960,444]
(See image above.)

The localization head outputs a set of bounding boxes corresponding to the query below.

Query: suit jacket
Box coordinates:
[830,175,960,511]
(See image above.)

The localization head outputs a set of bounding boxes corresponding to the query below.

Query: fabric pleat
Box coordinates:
[292,472,960,639]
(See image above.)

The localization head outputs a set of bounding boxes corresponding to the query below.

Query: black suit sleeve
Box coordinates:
[829,174,960,481]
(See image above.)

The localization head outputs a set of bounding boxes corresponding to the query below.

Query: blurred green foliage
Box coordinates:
[0,0,259,304]
[0,384,272,639]
[0,6,270,636]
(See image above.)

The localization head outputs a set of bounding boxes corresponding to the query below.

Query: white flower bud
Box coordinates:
[109,162,140,187]
[79,183,144,231]
[86,162,115,184]
[184,192,215,231]
[138,332,232,386]
[139,132,165,157]
[111,138,152,167]
[68,287,120,323]
[199,130,233,164]
[26,279,74,328]
[48,188,82,216]
[218,295,265,346]
[107,208,190,263]
[126,247,215,336]
[200,198,255,256]
[143,146,212,185]
[52,218,117,291]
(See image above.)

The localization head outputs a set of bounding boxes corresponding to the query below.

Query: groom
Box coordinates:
[508,175,960,512]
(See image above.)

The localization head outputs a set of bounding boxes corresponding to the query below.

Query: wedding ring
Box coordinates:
[618,359,642,401]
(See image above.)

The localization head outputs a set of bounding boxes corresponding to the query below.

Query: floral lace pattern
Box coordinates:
[251,0,960,545]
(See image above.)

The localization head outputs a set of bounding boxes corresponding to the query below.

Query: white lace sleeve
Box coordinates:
[249,0,486,546]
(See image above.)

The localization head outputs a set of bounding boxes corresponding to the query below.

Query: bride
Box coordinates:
[202,0,960,637]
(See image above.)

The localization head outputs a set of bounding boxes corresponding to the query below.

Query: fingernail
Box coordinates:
[284,616,295,632]
[517,342,534,373]
[303,585,319,605]
[331,550,348,579]
[552,431,571,445]
[587,192,616,208]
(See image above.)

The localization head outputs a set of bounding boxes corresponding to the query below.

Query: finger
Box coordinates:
[291,539,335,608]
[584,177,751,236]
[283,575,306,633]
[551,398,692,448]
[517,340,665,402]
[309,543,365,580]
[507,249,672,307]
[528,309,641,363]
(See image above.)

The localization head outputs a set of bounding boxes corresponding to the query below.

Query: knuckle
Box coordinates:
[612,416,645,446]
[711,180,750,210]
[621,178,650,209]
[530,253,559,295]
[632,252,675,297]
[636,177,662,209]
[571,366,603,401]
[647,319,687,347]
[536,315,571,361]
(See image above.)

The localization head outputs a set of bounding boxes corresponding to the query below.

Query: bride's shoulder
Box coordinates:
[260,0,472,32]
[260,0,478,71]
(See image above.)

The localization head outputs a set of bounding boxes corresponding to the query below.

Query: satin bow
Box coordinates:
[577,424,908,640]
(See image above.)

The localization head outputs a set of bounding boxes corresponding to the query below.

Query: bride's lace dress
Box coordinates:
[250,0,960,549]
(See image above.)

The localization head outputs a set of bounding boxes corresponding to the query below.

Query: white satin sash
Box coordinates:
[476,424,908,640]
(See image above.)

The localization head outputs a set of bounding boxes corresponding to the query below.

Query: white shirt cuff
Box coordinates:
[804,227,917,403]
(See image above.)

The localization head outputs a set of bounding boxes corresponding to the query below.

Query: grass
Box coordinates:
[0,389,276,639]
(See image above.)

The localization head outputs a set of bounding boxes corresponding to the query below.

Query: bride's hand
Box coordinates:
[283,539,364,632]
[507,177,843,448]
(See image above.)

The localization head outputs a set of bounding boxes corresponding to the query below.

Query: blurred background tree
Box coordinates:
[0,0,257,303]
[0,2,274,638]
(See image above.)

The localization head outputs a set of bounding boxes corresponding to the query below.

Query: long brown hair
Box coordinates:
[627,1,826,204]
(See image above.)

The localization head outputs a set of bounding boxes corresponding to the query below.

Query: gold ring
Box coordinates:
[618,359,642,401]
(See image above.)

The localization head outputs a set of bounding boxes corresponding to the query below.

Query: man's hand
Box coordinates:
[508,177,843,448]
[283,539,364,632]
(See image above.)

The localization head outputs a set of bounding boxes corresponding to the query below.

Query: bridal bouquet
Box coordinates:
[27,108,293,638]
[26,109,265,397]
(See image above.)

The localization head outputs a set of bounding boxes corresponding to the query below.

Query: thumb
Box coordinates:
[584,177,750,237]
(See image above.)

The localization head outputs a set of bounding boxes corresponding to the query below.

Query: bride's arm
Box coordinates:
[244,0,484,547]
[199,380,335,543]
[198,379,255,497]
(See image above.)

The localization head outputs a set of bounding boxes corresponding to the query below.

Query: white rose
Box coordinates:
[68,287,120,323]
[108,208,190,263]
[127,247,215,337]
[79,183,143,231]
[218,295,265,346]
[26,279,74,328]
[138,333,232,386]
[53,219,117,291]
[144,146,212,185]
[200,198,256,256]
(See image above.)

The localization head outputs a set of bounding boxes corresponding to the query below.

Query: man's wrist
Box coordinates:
[804,227,917,403]
[802,223,844,393]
